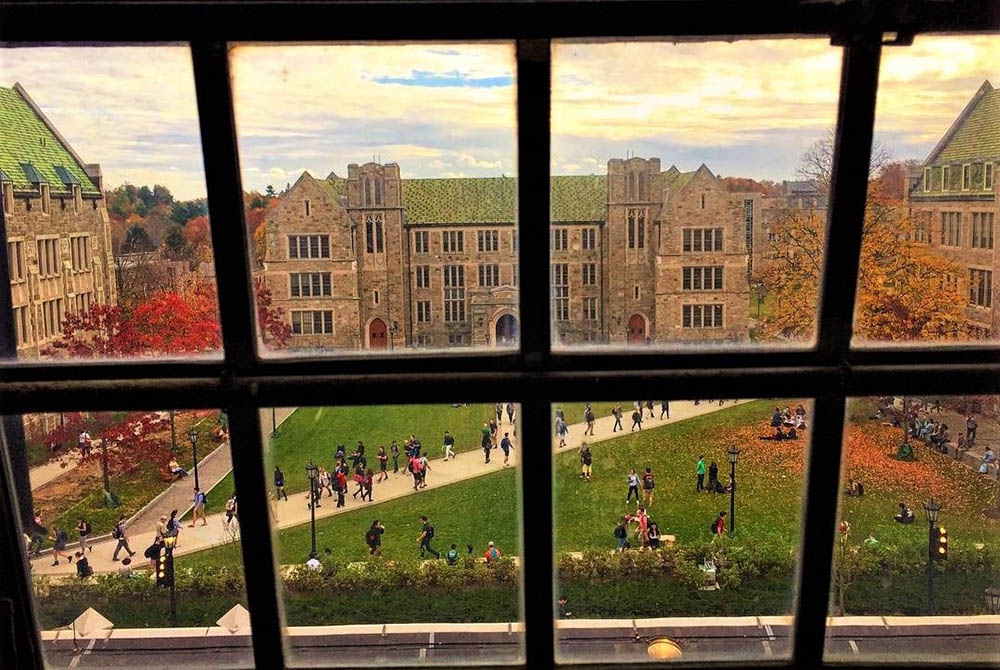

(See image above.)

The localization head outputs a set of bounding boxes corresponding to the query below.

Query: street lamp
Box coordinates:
[270,408,278,438]
[985,587,1000,614]
[727,447,740,536]
[162,534,177,626]
[924,498,942,614]
[188,427,200,491]
[306,460,319,557]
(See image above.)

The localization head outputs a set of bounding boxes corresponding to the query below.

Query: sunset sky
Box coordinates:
[0,35,996,200]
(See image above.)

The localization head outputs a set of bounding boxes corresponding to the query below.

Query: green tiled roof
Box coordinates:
[0,86,98,193]
[936,85,1000,163]
[399,175,606,224]
[317,177,347,201]
[664,170,695,199]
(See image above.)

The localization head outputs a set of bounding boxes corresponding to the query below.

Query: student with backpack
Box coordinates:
[75,517,93,555]
[580,444,593,482]
[417,516,439,559]
[111,514,136,561]
[446,543,460,565]
[631,409,642,431]
[613,516,628,552]
[584,405,596,436]
[335,469,347,508]
[274,467,288,501]
[409,454,422,490]
[484,541,501,564]
[642,467,656,506]
[500,433,513,467]
[612,405,623,432]
[190,487,208,527]
[361,468,374,502]
[51,526,70,566]
[366,520,385,556]
[224,494,238,530]
[443,431,456,461]
[377,447,389,482]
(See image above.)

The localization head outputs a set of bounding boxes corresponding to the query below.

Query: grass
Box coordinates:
[184,468,520,569]
[200,403,503,515]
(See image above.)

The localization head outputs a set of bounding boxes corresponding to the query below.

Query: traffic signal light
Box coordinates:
[930,526,948,561]
[156,552,174,586]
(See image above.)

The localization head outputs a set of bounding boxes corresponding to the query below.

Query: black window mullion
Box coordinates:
[190,41,259,370]
[225,403,288,669]
[794,31,882,668]
[516,37,554,670]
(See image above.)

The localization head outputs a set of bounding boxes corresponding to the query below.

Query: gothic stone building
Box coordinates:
[905,80,1000,338]
[1,83,117,358]
[263,157,751,350]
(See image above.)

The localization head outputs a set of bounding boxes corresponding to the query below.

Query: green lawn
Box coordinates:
[184,468,520,569]
[556,402,632,426]
[200,403,502,515]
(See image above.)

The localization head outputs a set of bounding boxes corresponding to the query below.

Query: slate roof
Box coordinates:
[0,86,99,193]
[932,81,1000,164]
[317,176,347,202]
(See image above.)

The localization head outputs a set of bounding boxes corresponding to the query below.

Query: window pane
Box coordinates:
[4,409,252,667]
[853,35,1000,345]
[553,398,812,663]
[0,46,222,362]
[825,395,1000,663]
[231,44,518,356]
[551,39,840,349]
[189,404,525,665]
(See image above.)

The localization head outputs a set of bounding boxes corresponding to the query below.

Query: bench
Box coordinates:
[158,466,183,482]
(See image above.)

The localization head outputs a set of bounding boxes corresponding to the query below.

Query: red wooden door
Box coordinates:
[369,318,388,349]
[627,314,645,344]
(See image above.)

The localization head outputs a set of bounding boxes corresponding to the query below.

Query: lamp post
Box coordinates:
[188,427,200,491]
[162,534,177,626]
[727,447,740,536]
[924,498,941,615]
[985,587,1000,614]
[306,460,318,557]
[270,408,278,438]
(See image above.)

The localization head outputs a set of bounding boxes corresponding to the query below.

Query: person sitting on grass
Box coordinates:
[366,520,385,556]
[712,511,727,538]
[771,407,783,427]
[647,521,662,549]
[894,502,915,524]
[75,552,93,579]
[446,543,460,565]
[118,557,133,578]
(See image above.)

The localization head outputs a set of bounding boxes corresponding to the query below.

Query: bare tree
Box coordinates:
[798,128,891,195]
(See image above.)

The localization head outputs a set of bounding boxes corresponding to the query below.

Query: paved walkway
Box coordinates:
[29,452,83,490]
[30,400,748,576]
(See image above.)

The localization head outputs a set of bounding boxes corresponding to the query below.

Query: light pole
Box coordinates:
[727,447,740,536]
[188,427,200,491]
[924,498,941,615]
[985,587,1000,614]
[270,408,278,438]
[306,460,318,558]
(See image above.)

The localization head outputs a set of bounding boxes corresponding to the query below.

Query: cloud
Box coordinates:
[457,153,502,169]
[371,69,513,88]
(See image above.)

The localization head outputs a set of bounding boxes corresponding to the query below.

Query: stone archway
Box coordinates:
[495,313,518,347]
[626,313,646,344]
[368,318,387,349]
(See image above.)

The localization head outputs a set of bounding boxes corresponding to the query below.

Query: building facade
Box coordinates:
[263,156,752,350]
[1,83,117,358]
[906,80,1000,337]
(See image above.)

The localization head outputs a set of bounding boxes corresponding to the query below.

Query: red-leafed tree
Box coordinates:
[46,304,142,358]
[255,276,292,349]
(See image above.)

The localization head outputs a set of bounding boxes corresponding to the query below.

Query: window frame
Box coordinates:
[0,10,997,670]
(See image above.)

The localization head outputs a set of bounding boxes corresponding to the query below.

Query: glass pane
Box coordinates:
[552,399,812,663]
[853,35,1000,345]
[229,44,519,356]
[551,39,842,349]
[183,403,524,665]
[0,45,222,361]
[826,396,1000,663]
[4,409,251,667]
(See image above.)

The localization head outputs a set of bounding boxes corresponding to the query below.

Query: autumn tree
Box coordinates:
[255,277,292,349]
[753,132,967,343]
[183,215,214,267]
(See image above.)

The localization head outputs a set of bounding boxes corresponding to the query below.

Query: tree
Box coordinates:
[122,224,155,253]
[265,184,276,198]
[255,277,292,349]
[162,224,190,261]
[753,133,967,343]
[183,215,214,267]
[115,251,173,310]
[720,176,782,196]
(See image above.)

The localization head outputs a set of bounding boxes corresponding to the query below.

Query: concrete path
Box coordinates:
[30,400,749,576]
[29,452,83,490]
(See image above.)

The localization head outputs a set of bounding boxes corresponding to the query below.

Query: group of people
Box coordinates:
[763,404,808,440]
[614,506,664,550]
[696,454,733,495]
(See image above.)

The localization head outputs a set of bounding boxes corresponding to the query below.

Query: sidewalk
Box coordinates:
[30,400,749,576]
[29,452,82,490]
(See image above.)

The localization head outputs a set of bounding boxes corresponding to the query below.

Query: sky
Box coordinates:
[0,36,997,200]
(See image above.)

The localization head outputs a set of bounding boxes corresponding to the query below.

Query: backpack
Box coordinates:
[112,524,123,540]
[226,498,236,512]
[644,474,654,488]
[710,519,720,534]
[614,524,626,539]
[82,522,91,535]
[425,524,435,539]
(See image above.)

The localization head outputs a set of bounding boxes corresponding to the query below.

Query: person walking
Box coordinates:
[506,402,515,424]
[707,461,719,493]
[634,506,650,547]
[580,443,593,482]
[660,401,670,420]
[28,510,45,556]
[500,432,513,467]
[366,520,385,556]
[713,511,727,538]
[482,428,493,464]
[489,418,500,448]
[443,431,456,461]
[155,514,169,541]
[625,468,640,503]
[224,494,238,530]
[967,415,978,445]
[696,455,706,492]
[335,468,347,508]
[274,467,288,501]
[377,446,389,482]
[556,417,568,449]
[584,405,596,436]
[645,400,655,420]
[75,517,92,555]
[417,516,440,559]
[642,467,655,506]
[190,487,208,527]
[612,405,623,432]
[111,514,135,561]
[417,454,430,488]
[321,467,335,497]
[361,468,374,502]
[631,408,643,432]
[351,442,366,469]
[391,440,400,473]
[51,526,70,566]
[144,537,164,571]
[166,509,181,547]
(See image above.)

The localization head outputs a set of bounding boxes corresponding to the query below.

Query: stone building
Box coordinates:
[1,83,117,358]
[905,80,1000,337]
[263,156,751,350]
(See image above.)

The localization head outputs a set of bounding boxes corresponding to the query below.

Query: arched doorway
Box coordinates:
[626,314,646,344]
[495,314,518,346]
[368,318,387,349]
